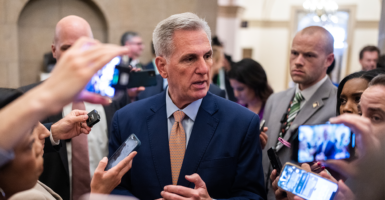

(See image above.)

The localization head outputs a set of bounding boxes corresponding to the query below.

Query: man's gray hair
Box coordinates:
[121,31,138,46]
[369,74,385,87]
[152,12,211,58]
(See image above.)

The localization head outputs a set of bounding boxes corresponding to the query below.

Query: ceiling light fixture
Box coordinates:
[303,0,339,23]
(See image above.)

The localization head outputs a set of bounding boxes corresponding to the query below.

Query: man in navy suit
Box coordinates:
[109,12,266,200]
[315,130,336,160]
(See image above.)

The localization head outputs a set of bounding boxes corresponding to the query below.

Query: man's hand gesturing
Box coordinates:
[160,174,212,200]
[51,109,91,141]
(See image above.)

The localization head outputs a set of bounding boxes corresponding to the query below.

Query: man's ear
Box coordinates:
[326,53,334,68]
[51,44,57,59]
[155,56,168,79]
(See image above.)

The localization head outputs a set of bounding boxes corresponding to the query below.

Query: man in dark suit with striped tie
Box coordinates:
[263,26,338,199]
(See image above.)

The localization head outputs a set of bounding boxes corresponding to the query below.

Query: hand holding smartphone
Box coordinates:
[278,162,338,200]
[105,134,141,171]
[267,147,282,175]
[292,123,355,163]
[259,119,266,132]
[84,56,157,98]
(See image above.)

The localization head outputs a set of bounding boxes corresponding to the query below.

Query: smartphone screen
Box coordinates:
[84,56,157,96]
[296,123,354,163]
[84,56,121,97]
[105,133,141,171]
[278,164,338,200]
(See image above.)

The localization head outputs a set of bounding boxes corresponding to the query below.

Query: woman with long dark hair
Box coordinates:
[337,69,385,115]
[228,58,273,119]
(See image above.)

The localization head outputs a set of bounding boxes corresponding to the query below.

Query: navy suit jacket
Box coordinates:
[315,141,336,160]
[109,91,266,200]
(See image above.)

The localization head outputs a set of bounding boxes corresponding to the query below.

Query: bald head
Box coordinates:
[52,15,93,60]
[296,26,334,55]
[290,26,335,90]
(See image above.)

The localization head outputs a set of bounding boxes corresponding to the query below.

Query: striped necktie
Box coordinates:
[276,92,304,149]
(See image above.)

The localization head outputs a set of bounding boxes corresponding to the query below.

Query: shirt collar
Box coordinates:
[130,59,139,67]
[295,75,328,101]
[166,88,203,121]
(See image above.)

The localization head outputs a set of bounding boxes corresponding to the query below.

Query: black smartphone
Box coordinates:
[292,123,355,163]
[267,147,283,174]
[126,70,157,88]
[84,56,157,97]
[105,133,141,171]
[86,109,100,127]
[278,162,338,200]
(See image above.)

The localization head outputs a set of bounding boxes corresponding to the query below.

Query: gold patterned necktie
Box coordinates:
[169,110,186,185]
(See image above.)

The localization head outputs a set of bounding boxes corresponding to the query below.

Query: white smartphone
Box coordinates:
[278,162,338,200]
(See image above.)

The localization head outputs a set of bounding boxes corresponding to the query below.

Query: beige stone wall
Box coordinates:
[0,0,218,88]
[233,0,381,92]
[18,0,108,86]
[93,0,218,66]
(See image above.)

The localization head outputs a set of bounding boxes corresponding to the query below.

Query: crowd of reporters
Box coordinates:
[0,12,385,200]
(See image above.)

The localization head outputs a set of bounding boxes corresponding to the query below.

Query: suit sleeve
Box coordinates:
[220,114,266,200]
[42,123,62,153]
[109,111,135,197]
[262,95,273,121]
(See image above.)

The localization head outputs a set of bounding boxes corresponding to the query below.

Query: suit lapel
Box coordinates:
[147,92,173,186]
[46,111,70,175]
[269,89,295,149]
[103,104,114,138]
[281,79,335,145]
[177,93,219,187]
[59,141,69,175]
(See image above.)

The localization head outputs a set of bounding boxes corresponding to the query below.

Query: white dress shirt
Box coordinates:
[49,131,60,145]
[166,88,202,148]
[62,102,108,198]
[130,59,140,68]
[295,75,328,109]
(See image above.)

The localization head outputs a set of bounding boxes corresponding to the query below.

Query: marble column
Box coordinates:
[378,0,385,53]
